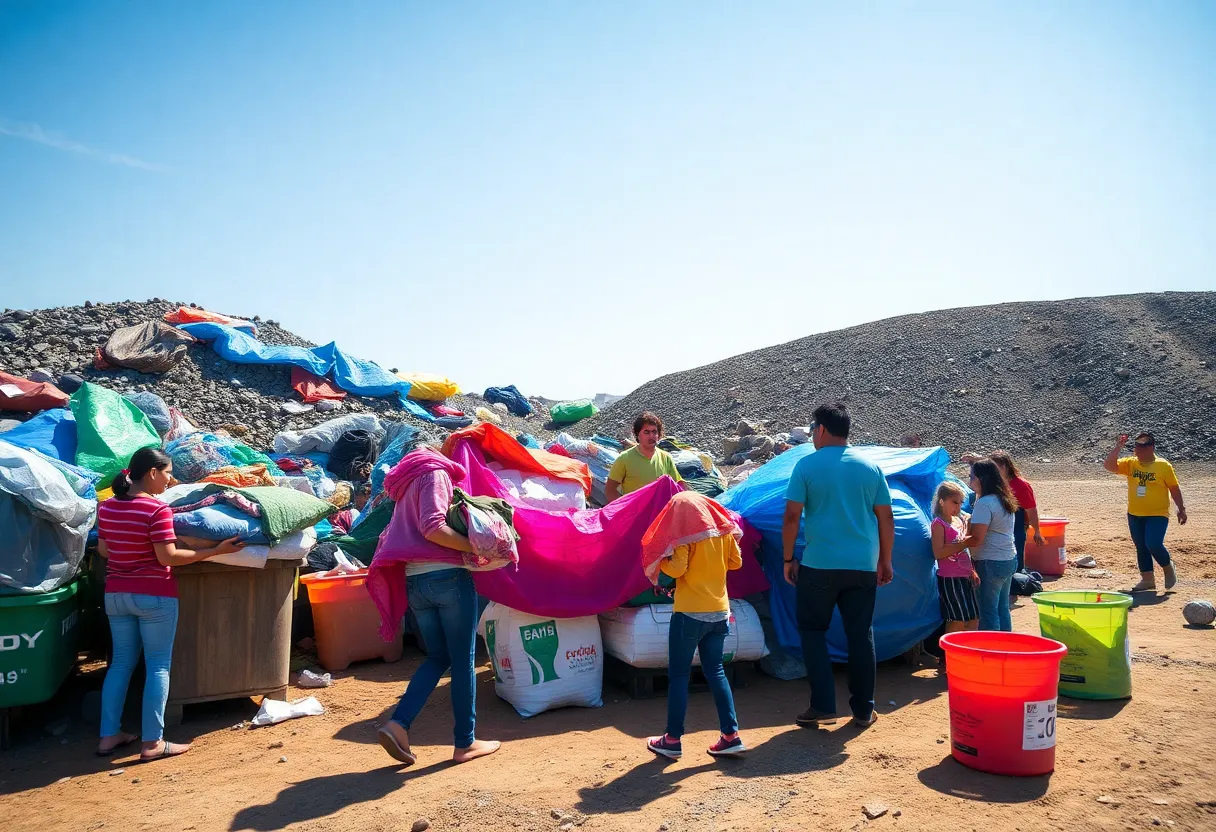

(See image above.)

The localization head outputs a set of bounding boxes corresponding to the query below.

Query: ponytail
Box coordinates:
[112,447,172,500]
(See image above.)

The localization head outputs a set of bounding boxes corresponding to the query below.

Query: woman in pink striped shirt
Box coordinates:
[96,447,243,761]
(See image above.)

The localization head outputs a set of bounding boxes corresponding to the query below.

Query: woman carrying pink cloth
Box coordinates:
[370,446,501,768]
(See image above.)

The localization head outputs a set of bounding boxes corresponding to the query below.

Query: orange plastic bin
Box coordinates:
[300,570,403,671]
[940,631,1068,776]
[1024,516,1069,576]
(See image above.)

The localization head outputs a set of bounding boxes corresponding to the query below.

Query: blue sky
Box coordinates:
[2,2,1213,399]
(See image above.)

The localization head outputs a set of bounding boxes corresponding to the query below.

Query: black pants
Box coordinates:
[796,568,877,719]
[1014,507,1027,572]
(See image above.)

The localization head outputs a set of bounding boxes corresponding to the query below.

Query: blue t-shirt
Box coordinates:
[968,494,1017,561]
[784,446,892,571]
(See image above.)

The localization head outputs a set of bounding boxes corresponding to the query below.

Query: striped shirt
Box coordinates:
[97,496,178,597]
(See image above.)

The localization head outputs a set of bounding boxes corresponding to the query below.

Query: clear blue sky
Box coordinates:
[2,2,1213,400]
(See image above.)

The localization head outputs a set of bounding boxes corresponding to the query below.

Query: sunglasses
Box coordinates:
[1134,441,1154,448]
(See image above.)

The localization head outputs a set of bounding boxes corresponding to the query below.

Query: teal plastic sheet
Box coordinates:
[69,383,160,482]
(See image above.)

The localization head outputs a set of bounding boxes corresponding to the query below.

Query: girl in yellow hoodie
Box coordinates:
[641,492,748,759]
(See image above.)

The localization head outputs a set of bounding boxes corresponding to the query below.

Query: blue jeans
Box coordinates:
[1128,514,1170,573]
[391,569,477,749]
[666,612,738,739]
[101,593,179,742]
[975,559,1017,631]
[796,568,877,719]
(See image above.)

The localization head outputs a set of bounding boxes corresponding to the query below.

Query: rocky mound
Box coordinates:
[0,299,559,449]
[584,292,1216,462]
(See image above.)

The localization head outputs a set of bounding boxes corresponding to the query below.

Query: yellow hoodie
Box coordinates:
[660,535,743,614]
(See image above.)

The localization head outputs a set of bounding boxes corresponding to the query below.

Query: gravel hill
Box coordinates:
[584,292,1216,462]
[0,299,559,449]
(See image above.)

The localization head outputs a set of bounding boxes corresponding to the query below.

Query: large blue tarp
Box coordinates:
[719,444,959,662]
[1,409,78,461]
[179,323,434,422]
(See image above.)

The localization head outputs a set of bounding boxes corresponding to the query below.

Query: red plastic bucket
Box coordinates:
[940,631,1068,776]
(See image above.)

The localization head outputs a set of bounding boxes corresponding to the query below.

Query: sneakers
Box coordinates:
[795,707,838,727]
[647,734,683,759]
[1164,564,1178,590]
[853,711,879,728]
[707,735,748,757]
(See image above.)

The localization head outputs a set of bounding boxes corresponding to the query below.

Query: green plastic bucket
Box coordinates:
[1031,590,1133,700]
[0,581,82,709]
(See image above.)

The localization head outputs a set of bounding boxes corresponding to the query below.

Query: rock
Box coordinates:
[31,342,51,353]
[56,776,72,784]
[110,769,126,776]
[736,418,759,437]
[410,819,431,832]
[560,825,574,832]
[27,368,55,383]
[862,802,890,820]
[1182,599,1216,626]
[281,401,314,415]
[1096,795,1120,806]
[278,756,288,763]
[551,809,565,820]
[0,323,24,341]
[315,399,341,412]
[268,742,284,749]
[1115,367,1131,378]
[131,777,141,784]
[10,310,32,321]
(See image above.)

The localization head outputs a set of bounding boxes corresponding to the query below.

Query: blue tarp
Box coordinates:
[484,385,533,417]
[719,444,957,662]
[1,409,78,461]
[179,323,433,420]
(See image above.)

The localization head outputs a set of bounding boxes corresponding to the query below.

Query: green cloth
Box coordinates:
[625,573,676,606]
[607,446,684,495]
[446,488,519,540]
[70,383,160,482]
[549,399,598,425]
[236,486,336,541]
[683,475,726,499]
[324,500,394,561]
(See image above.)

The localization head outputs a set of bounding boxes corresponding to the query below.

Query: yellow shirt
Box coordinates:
[607,447,683,495]
[660,535,742,614]
[1116,456,1178,517]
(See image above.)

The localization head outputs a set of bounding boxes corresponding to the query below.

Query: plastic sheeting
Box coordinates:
[0,409,77,461]
[164,306,257,333]
[290,367,347,403]
[273,414,385,456]
[179,322,413,404]
[719,444,953,662]
[0,370,69,412]
[487,464,588,512]
[0,441,97,593]
[547,432,619,507]
[70,383,161,482]
[124,392,173,436]
[397,372,460,402]
[442,423,592,496]
[484,385,533,417]
[99,322,196,374]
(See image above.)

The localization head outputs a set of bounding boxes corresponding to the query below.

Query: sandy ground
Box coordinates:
[3,472,1215,832]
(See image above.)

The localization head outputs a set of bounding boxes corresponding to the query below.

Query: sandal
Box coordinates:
[139,741,190,763]
[377,727,417,766]
[96,732,138,757]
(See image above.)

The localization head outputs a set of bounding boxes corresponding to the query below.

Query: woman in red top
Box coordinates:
[96,448,243,761]
[961,450,1044,572]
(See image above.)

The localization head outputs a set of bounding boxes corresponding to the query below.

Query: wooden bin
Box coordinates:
[166,559,297,725]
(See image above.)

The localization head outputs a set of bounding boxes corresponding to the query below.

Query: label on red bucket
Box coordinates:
[1022,698,1057,751]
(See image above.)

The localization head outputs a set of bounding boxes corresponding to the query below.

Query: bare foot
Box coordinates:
[452,739,500,763]
[139,740,191,762]
[96,732,138,756]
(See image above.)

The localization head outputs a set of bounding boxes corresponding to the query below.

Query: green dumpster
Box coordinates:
[0,581,82,709]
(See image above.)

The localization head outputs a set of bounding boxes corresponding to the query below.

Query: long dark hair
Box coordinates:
[112,447,172,500]
[988,450,1021,480]
[970,459,1018,514]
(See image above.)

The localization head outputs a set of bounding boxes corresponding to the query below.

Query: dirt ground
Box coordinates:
[3,471,1215,832]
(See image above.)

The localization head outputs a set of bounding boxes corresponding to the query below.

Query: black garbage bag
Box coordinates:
[327,428,379,481]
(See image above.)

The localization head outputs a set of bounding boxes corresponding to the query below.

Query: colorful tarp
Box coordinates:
[178,322,415,404]
[69,383,161,482]
[0,371,69,412]
[719,444,955,662]
[442,422,592,496]
[164,306,257,333]
[290,367,347,403]
[0,408,77,461]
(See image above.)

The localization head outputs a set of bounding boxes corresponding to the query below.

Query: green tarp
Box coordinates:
[235,486,336,541]
[323,500,393,561]
[70,383,160,482]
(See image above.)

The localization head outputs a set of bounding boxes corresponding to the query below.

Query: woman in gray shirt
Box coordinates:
[962,460,1019,631]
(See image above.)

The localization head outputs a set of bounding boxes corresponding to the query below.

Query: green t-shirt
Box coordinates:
[607,447,683,495]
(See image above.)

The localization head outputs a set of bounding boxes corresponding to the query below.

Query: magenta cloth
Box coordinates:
[730,516,770,597]
[367,448,471,638]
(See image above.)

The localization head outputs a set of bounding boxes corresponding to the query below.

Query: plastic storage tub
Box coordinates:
[1024,517,1069,576]
[1032,591,1133,700]
[300,570,403,671]
[0,581,81,709]
[940,631,1067,776]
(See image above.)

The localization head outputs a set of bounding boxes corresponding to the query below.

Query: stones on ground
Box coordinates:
[736,418,759,436]
[411,819,431,832]
[109,769,126,776]
[551,809,565,820]
[316,399,341,412]
[278,755,288,763]
[1096,795,1120,806]
[268,741,284,749]
[861,802,890,820]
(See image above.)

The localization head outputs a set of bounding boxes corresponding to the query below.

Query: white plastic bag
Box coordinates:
[488,464,587,511]
[598,600,769,669]
[273,414,384,455]
[478,602,603,718]
[251,695,325,726]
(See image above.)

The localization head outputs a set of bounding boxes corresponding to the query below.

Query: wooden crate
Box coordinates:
[166,559,296,724]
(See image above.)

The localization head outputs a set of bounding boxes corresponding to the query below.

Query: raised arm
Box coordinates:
[1104,435,1129,474]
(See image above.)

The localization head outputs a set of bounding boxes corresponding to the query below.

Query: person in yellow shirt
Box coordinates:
[1104,432,1188,593]
[640,492,747,759]
[605,411,683,502]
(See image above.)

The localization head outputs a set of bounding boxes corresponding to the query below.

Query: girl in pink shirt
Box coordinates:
[931,481,979,633]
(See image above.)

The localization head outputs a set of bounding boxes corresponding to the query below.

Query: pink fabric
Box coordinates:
[933,517,975,578]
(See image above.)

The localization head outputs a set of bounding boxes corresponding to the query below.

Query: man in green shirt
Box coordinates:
[605,411,684,502]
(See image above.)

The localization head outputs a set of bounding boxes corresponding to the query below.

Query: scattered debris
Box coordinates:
[862,802,890,820]
[298,669,333,688]
[411,820,431,832]
[1096,795,1121,806]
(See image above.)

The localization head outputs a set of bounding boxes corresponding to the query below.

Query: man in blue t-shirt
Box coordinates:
[782,402,894,729]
